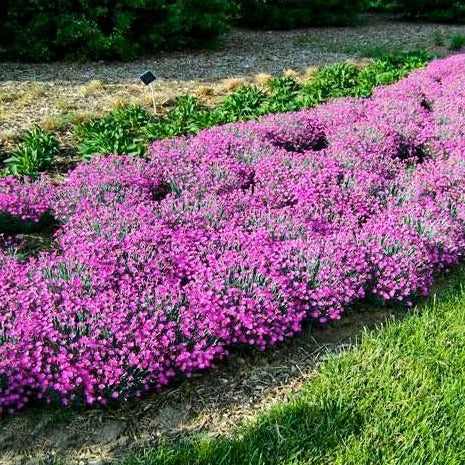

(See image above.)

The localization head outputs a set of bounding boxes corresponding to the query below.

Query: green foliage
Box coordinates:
[218,86,267,122]
[145,96,221,140]
[449,34,465,51]
[304,63,362,103]
[236,0,366,29]
[5,127,59,177]
[263,77,303,113]
[370,0,465,23]
[75,105,155,159]
[0,0,233,62]
[75,50,433,159]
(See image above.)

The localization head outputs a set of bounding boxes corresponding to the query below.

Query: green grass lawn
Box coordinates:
[124,268,465,465]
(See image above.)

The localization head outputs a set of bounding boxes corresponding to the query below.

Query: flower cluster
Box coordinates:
[0,176,52,223]
[2,54,465,415]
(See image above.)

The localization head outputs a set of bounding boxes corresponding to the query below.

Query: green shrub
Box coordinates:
[236,0,366,29]
[0,0,233,62]
[5,127,59,177]
[372,0,465,23]
[449,34,465,51]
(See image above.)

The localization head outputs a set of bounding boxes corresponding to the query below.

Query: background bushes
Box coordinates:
[0,0,368,62]
[0,0,233,61]
[236,0,366,30]
[1,0,461,62]
[369,0,465,23]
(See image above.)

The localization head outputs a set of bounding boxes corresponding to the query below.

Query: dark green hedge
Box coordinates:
[0,0,369,62]
[368,0,465,22]
[0,0,233,62]
[236,0,366,29]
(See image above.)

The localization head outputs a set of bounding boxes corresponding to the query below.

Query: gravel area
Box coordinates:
[2,14,465,83]
[2,14,465,139]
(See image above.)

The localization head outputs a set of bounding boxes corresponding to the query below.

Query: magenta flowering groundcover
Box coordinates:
[2,55,465,415]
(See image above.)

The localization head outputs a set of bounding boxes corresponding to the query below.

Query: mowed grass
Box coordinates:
[124,268,465,465]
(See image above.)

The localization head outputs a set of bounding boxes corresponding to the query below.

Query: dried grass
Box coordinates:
[221,77,245,92]
[254,73,273,85]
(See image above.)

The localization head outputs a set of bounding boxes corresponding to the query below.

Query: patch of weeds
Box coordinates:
[221,78,246,92]
[25,83,46,100]
[79,79,104,96]
[0,91,20,103]
[55,97,75,112]
[449,34,465,51]
[42,113,75,132]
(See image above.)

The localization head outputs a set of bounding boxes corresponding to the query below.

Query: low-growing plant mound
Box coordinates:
[2,54,465,415]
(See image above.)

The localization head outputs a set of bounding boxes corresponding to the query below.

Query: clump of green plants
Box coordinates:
[75,105,155,159]
[145,96,223,140]
[4,127,59,177]
[218,86,268,122]
[302,62,361,104]
[75,50,434,159]
[263,76,303,113]
[449,34,465,52]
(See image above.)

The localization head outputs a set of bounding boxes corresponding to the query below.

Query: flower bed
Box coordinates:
[2,54,465,415]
